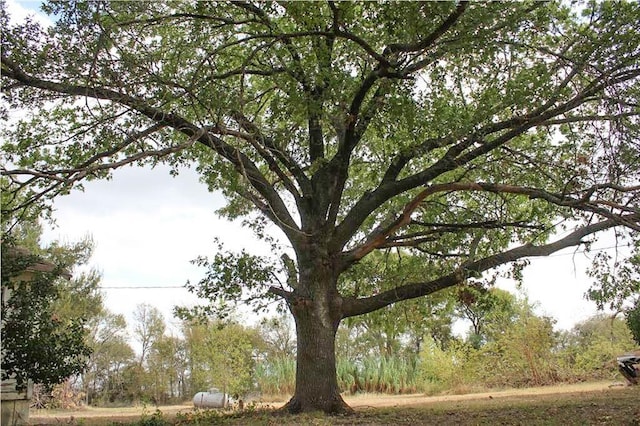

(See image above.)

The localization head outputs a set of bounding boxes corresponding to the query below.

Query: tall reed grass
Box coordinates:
[255,355,421,395]
[254,356,295,395]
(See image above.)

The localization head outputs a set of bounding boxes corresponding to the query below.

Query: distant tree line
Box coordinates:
[23,276,640,408]
[79,290,637,406]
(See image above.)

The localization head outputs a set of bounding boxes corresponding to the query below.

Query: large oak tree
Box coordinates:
[2,1,639,413]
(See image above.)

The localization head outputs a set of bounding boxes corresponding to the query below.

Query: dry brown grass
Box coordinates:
[29,381,639,425]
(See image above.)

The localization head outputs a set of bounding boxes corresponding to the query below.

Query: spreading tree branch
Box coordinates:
[342,182,640,266]
[384,2,469,56]
[1,56,305,245]
[332,65,640,251]
[341,214,638,318]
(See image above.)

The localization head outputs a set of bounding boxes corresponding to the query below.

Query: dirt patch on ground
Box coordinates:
[30,405,193,424]
[29,382,639,425]
[344,381,619,408]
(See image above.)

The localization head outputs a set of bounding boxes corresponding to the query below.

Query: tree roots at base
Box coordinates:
[279,394,355,415]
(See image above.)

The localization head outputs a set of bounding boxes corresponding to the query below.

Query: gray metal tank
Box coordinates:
[192,388,234,408]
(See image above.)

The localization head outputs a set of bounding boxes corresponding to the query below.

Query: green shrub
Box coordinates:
[419,339,472,393]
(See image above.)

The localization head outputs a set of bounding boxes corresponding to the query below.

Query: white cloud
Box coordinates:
[500,254,596,330]
[5,0,51,27]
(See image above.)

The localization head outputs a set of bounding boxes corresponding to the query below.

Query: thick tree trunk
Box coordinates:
[282,304,352,414]
[281,253,353,414]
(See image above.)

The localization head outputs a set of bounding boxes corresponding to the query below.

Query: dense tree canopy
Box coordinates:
[2,0,639,413]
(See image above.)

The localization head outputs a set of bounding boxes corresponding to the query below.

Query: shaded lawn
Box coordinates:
[348,388,640,426]
[30,384,640,425]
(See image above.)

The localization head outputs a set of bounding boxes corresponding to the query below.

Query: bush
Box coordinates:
[556,315,637,382]
[419,339,472,394]
[626,300,640,345]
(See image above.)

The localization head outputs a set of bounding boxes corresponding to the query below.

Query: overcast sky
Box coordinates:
[6,0,624,340]
[38,166,279,334]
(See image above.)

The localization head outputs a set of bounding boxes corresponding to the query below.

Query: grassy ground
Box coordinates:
[30,382,640,425]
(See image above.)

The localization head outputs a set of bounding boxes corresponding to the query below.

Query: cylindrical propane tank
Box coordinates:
[192,388,233,408]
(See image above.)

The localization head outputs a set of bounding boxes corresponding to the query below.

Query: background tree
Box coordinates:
[83,310,135,405]
[182,319,259,397]
[456,285,520,348]
[470,303,558,387]
[257,314,296,359]
[146,335,188,404]
[132,303,166,368]
[421,292,561,390]
[2,1,640,413]
[557,314,637,380]
[128,303,167,402]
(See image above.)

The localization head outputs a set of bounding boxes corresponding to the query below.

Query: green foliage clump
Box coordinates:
[135,409,169,426]
[626,299,640,345]
[556,314,637,381]
[419,338,471,394]
[174,409,225,425]
[1,239,92,389]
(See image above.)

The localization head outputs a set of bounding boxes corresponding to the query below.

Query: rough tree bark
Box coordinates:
[285,298,349,414]
[280,247,352,414]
